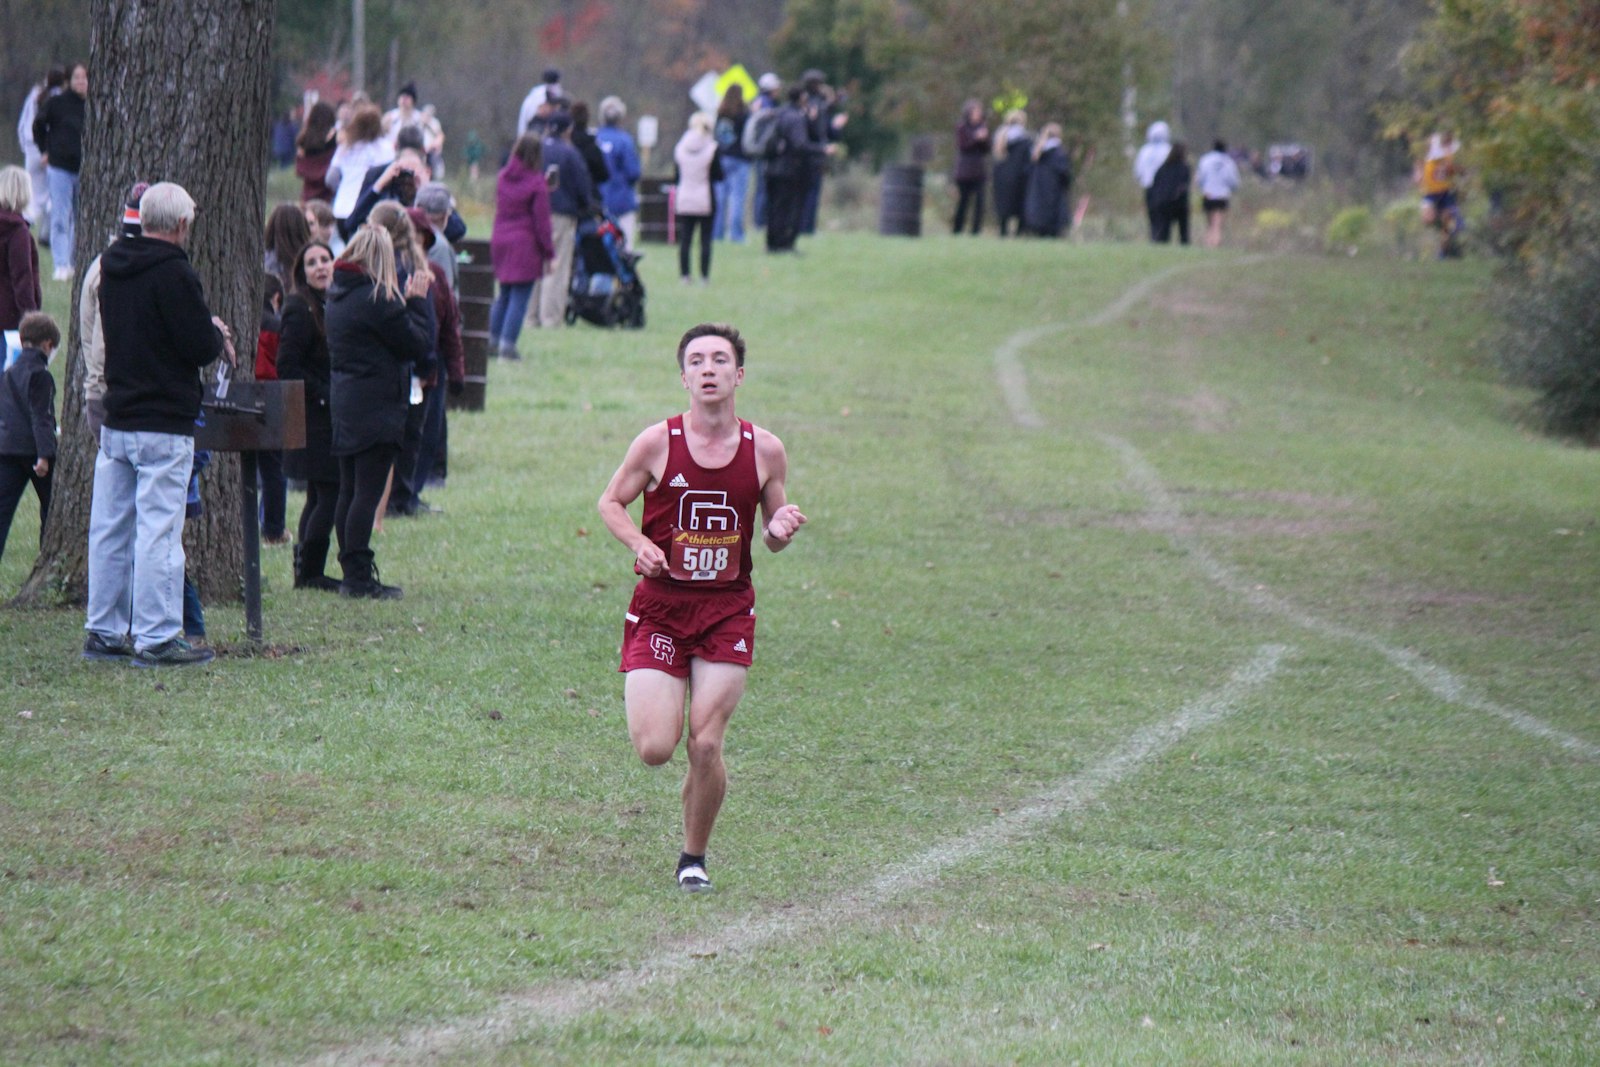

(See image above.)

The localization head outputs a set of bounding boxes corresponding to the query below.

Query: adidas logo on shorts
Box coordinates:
[669,474,690,488]
[732,638,747,653]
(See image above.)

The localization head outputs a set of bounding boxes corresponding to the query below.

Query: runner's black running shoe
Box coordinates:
[676,863,713,893]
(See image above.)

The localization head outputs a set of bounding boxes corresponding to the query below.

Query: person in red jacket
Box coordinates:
[0,165,41,331]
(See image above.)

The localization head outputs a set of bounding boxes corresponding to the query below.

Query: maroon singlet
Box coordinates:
[639,414,761,591]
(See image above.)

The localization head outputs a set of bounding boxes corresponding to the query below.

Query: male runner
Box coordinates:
[1418,130,1464,258]
[598,323,806,892]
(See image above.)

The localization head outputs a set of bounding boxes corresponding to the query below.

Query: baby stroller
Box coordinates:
[565,213,646,329]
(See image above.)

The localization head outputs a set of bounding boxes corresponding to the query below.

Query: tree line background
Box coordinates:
[7,0,1442,186]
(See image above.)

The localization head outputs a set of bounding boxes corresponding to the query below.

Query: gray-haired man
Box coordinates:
[84,182,235,667]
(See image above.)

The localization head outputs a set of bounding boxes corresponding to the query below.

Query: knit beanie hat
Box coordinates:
[122,181,149,237]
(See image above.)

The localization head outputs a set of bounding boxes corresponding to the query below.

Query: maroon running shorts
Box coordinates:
[619,581,756,677]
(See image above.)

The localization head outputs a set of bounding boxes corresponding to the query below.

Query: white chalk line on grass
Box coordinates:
[1100,434,1600,759]
[303,644,1289,1066]
[994,256,1271,430]
[989,264,1599,761]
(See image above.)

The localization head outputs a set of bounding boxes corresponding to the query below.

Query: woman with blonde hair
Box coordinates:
[991,109,1032,237]
[324,225,430,599]
[367,200,450,519]
[1022,122,1073,238]
[0,165,41,331]
[672,110,721,283]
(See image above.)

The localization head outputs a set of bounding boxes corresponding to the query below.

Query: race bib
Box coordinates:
[669,527,743,582]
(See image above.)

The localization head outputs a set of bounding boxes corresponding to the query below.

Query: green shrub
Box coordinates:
[1254,208,1294,235]
[1324,206,1373,254]
[1383,198,1422,257]
[1494,184,1600,441]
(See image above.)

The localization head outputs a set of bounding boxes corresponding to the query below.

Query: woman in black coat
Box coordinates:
[324,227,431,600]
[277,241,341,591]
[1148,142,1192,245]
[1022,123,1073,238]
[951,99,991,235]
[990,109,1032,237]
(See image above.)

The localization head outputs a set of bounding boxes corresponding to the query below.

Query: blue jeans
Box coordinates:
[713,157,750,242]
[411,380,448,496]
[86,428,194,652]
[801,170,822,235]
[489,281,535,349]
[752,161,768,227]
[253,449,286,538]
[47,166,78,271]
[183,574,204,639]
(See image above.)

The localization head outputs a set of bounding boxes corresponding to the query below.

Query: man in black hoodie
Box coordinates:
[83,182,235,668]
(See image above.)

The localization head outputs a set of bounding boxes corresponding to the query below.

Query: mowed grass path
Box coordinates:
[2,234,1595,1065]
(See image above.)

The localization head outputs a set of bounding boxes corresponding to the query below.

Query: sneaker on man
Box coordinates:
[133,637,215,667]
[676,863,713,893]
[82,631,134,663]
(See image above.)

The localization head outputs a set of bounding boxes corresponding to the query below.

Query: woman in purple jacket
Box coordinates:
[487,134,554,362]
[952,99,991,235]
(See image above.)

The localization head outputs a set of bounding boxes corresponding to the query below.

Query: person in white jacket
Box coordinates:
[673,112,721,284]
[15,71,60,231]
[1195,140,1242,247]
[1133,121,1173,241]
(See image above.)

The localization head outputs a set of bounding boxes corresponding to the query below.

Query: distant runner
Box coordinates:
[1418,130,1463,259]
[598,322,806,892]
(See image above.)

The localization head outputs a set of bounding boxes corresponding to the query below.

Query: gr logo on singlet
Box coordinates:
[679,491,739,534]
[650,633,676,664]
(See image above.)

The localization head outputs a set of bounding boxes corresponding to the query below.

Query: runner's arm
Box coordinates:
[756,429,806,552]
[599,424,669,576]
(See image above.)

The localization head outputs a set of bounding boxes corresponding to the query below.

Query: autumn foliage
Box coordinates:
[1397,0,1600,439]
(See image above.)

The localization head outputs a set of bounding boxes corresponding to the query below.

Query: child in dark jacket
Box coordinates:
[0,312,59,563]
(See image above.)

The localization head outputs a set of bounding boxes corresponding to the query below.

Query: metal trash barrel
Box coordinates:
[451,238,492,411]
[878,165,924,237]
[638,177,671,244]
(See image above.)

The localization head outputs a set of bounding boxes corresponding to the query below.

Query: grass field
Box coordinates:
[2,231,1596,1065]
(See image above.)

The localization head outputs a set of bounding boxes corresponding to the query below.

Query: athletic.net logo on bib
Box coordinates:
[669,490,742,582]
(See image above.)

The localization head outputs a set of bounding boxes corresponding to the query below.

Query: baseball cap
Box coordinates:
[758,73,780,92]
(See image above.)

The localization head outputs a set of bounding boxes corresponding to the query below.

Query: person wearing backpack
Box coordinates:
[764,87,824,253]
[745,74,782,229]
[712,87,750,244]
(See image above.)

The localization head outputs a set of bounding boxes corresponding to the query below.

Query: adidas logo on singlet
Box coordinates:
[733,639,748,653]
[669,474,690,488]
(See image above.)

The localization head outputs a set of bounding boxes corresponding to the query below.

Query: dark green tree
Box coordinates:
[895,0,1157,163]
[771,0,910,167]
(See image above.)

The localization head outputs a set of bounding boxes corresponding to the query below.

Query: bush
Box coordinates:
[1383,199,1422,257]
[1494,185,1600,441]
[1324,206,1373,254]
[1253,208,1294,237]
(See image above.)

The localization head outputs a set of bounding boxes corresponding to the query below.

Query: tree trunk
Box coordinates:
[13,0,277,608]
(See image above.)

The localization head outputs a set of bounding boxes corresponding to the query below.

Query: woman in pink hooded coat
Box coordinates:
[488,134,555,360]
[673,112,722,284]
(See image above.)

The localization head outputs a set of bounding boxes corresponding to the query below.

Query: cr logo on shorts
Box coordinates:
[650,633,676,664]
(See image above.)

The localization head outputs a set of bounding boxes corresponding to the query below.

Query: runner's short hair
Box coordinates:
[677,323,746,369]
